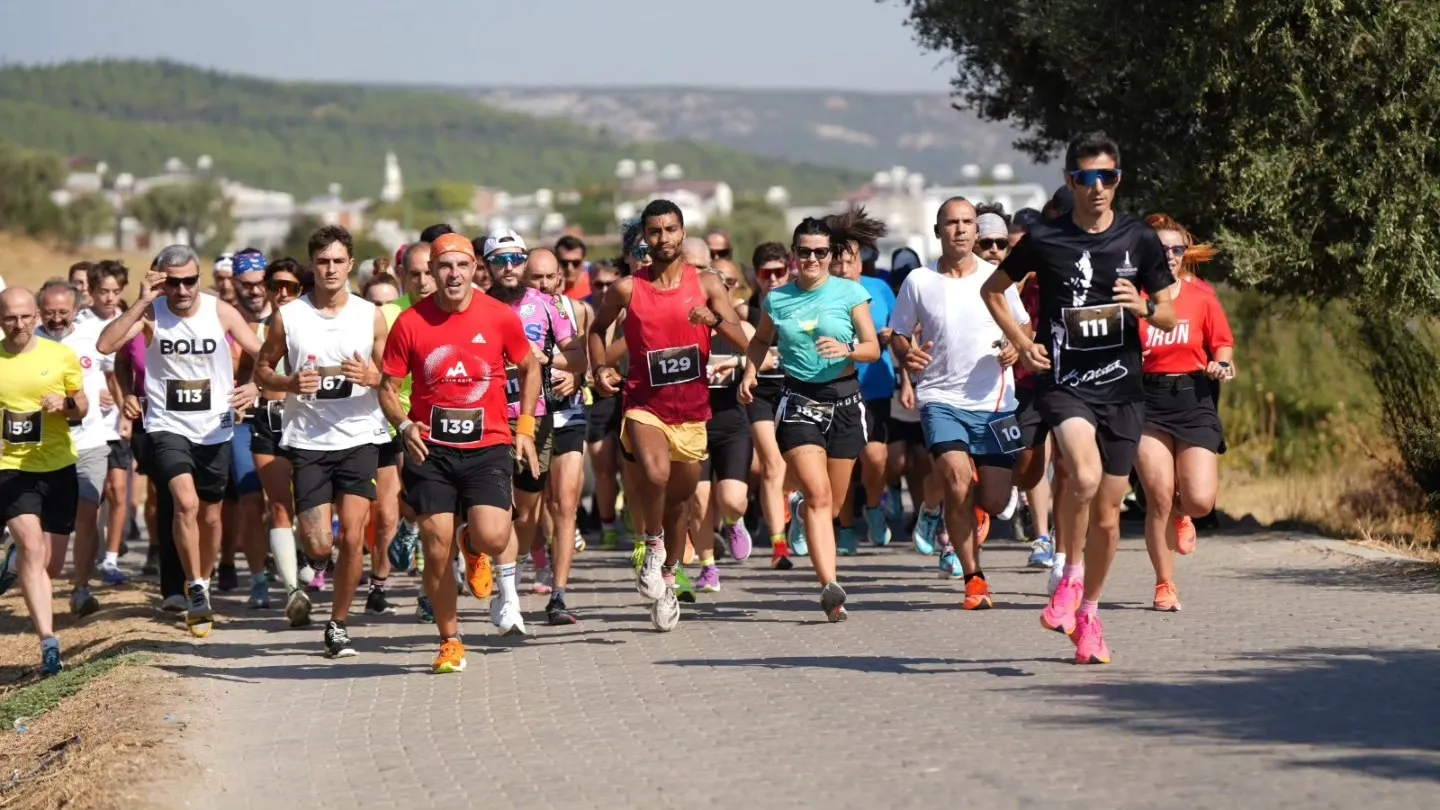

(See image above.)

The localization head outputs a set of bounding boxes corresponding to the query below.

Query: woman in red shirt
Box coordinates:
[1135,214,1235,612]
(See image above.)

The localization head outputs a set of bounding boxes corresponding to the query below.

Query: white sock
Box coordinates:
[1053,552,1067,569]
[269,528,298,590]
[42,635,59,651]
[189,578,208,592]
[498,561,519,603]
[103,551,118,566]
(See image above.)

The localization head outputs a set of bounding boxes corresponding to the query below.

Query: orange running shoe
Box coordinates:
[974,507,991,547]
[1175,516,1197,555]
[1153,581,1181,612]
[433,638,467,674]
[962,576,993,610]
[771,537,794,570]
[464,549,494,600]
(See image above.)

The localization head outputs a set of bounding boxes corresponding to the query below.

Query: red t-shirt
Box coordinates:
[1140,278,1234,374]
[382,293,531,449]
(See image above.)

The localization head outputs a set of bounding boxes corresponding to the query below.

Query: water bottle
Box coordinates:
[298,355,318,402]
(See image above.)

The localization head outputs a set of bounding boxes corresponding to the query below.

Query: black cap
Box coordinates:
[1050,185,1075,214]
[1012,208,1042,231]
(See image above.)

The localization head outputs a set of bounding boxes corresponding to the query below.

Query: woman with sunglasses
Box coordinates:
[740,217,882,621]
[743,241,798,570]
[1134,214,1233,612]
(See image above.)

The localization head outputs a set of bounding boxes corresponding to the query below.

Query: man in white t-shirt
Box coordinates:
[891,196,1028,612]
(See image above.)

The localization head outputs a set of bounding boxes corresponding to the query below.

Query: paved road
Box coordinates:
[158,531,1440,810]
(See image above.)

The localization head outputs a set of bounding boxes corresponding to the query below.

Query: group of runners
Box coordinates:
[1,131,1234,674]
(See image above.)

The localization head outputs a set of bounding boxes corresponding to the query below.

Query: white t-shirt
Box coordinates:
[39,318,120,451]
[890,262,1030,412]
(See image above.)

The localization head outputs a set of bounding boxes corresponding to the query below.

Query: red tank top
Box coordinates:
[622,264,713,424]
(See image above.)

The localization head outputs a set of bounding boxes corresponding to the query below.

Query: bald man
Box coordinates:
[706,230,733,264]
[396,241,434,310]
[681,237,711,270]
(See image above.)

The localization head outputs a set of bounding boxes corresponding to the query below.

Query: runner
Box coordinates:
[1135,214,1233,611]
[743,242,796,569]
[739,214,882,621]
[212,253,239,308]
[255,226,389,656]
[981,132,1177,663]
[97,244,264,638]
[384,241,434,622]
[892,197,1029,610]
[0,286,88,676]
[589,199,748,631]
[826,207,896,553]
[69,262,94,315]
[555,234,591,301]
[223,250,272,606]
[379,233,541,673]
[84,260,134,586]
[886,366,929,536]
[585,240,634,552]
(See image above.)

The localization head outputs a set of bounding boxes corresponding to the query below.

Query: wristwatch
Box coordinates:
[1144,299,1157,320]
[845,341,856,355]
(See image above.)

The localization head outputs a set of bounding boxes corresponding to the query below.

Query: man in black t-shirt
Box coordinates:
[981,131,1176,665]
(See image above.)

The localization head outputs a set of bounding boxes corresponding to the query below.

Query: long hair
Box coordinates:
[1145,213,1216,280]
[825,205,887,255]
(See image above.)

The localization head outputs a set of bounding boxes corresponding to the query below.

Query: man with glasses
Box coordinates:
[706,230,733,264]
[98,245,264,638]
[554,235,591,301]
[221,251,274,608]
[981,132,1177,664]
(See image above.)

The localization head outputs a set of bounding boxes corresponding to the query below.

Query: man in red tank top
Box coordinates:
[589,200,749,632]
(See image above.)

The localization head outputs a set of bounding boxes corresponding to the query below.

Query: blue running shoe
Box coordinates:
[912,507,942,555]
[837,527,859,557]
[1027,535,1055,569]
[787,491,809,557]
[883,487,904,523]
[938,550,963,579]
[41,640,63,677]
[387,523,415,572]
[416,595,435,624]
[865,506,891,547]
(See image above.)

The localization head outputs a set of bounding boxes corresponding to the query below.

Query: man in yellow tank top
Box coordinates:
[0,287,90,677]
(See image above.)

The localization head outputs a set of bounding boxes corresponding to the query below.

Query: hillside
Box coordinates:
[0,61,866,203]
[466,87,1052,186]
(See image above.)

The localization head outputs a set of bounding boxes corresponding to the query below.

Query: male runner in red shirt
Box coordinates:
[379,233,541,674]
[588,199,749,631]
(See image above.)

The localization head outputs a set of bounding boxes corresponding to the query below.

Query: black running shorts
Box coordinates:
[1035,386,1143,478]
[290,443,381,513]
[1143,374,1225,454]
[700,406,753,483]
[0,466,79,535]
[402,444,513,516]
[148,431,232,504]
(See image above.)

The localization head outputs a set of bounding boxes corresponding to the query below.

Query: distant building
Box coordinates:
[380,152,403,204]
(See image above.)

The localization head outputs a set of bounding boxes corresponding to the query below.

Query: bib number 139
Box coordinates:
[431,406,484,444]
[647,345,702,387]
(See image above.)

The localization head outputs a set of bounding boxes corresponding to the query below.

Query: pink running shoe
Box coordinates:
[1040,576,1083,636]
[723,522,753,561]
[1175,516,1197,555]
[1072,612,1112,664]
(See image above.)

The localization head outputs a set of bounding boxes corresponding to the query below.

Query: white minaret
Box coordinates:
[380,151,403,204]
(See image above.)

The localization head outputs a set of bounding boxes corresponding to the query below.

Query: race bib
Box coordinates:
[166,379,212,412]
[781,393,835,432]
[505,364,521,406]
[987,413,1024,455]
[265,400,283,432]
[315,366,354,400]
[1061,304,1125,351]
[647,345,702,387]
[2,409,43,446]
[431,406,484,444]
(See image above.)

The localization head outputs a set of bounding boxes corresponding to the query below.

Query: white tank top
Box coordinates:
[279,293,388,451]
[144,294,235,445]
[551,295,587,428]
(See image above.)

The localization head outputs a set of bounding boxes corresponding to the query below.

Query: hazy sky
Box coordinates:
[0,0,956,92]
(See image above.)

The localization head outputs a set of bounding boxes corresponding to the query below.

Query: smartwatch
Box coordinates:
[1144,299,1157,320]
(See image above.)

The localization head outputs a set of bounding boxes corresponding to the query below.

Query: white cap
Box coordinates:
[482,229,527,258]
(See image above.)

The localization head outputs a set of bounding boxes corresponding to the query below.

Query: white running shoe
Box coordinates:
[496,598,528,637]
[651,585,680,632]
[636,543,666,602]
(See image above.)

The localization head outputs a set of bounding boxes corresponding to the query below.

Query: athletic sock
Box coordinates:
[1079,599,1099,616]
[771,534,788,554]
[645,531,664,550]
[1052,552,1067,569]
[964,570,986,583]
[268,528,298,589]
[601,520,616,532]
[189,578,208,592]
[103,551,118,566]
[700,553,716,567]
[41,635,59,653]
[1063,562,1084,581]
[370,576,387,592]
[552,587,566,603]
[498,562,519,603]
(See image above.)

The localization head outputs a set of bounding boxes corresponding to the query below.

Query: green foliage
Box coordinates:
[125,181,235,255]
[0,60,863,205]
[0,140,69,236]
[269,213,387,265]
[1356,306,1440,510]
[58,192,116,248]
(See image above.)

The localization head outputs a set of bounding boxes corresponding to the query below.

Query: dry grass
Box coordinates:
[0,232,154,293]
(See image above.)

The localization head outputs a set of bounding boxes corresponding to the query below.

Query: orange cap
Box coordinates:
[430,233,476,262]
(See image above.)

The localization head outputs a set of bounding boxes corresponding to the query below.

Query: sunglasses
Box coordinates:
[721,276,739,289]
[976,238,1009,252]
[560,259,584,270]
[487,253,527,269]
[164,275,201,289]
[268,280,301,295]
[1068,168,1122,187]
[1164,245,1188,259]
[759,265,789,279]
[710,248,732,261]
[794,246,831,261]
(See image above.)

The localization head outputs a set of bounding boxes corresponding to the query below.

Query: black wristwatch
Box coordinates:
[1143,299,1157,320]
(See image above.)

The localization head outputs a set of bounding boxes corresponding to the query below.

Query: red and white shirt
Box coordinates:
[1140,278,1234,374]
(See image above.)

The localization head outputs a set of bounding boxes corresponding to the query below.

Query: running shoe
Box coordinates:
[0,538,18,597]
[1027,535,1055,569]
[722,521,753,561]
[184,583,214,638]
[99,560,129,586]
[285,587,312,627]
[160,594,186,613]
[975,508,991,547]
[637,541,666,602]
[464,550,494,600]
[694,565,721,593]
[912,507,942,555]
[306,568,327,593]
[217,562,239,592]
[247,576,271,609]
[651,582,681,632]
[673,566,697,603]
[883,487,904,523]
[962,576,994,610]
[546,594,579,625]
[938,551,963,579]
[1175,516,1197,555]
[387,522,418,571]
[771,538,794,570]
[1010,494,1032,544]
[142,547,160,576]
[786,491,809,556]
[1073,612,1112,664]
[323,620,358,658]
[433,638,466,674]
[820,582,848,623]
[416,595,435,624]
[865,506,891,547]
[574,528,586,553]
[631,538,647,573]
[600,526,620,551]
[495,597,529,637]
[837,527,859,557]
[70,588,100,618]
[1046,562,1063,596]
[364,587,395,615]
[41,641,63,677]
[1040,576,1083,636]
[1153,581,1181,612]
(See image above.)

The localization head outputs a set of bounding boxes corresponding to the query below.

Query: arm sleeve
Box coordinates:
[1205,290,1235,353]
[380,311,412,379]
[1005,286,1031,326]
[998,234,1034,282]
[1136,226,1177,296]
[890,274,919,339]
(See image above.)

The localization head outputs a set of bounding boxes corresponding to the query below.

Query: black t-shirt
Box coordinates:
[1000,212,1174,403]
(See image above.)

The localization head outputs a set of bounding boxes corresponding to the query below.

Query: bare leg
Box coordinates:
[9,516,57,640]
[330,494,372,622]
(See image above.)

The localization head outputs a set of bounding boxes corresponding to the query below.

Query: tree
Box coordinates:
[0,140,68,236]
[272,214,389,266]
[126,180,235,255]
[58,192,115,248]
